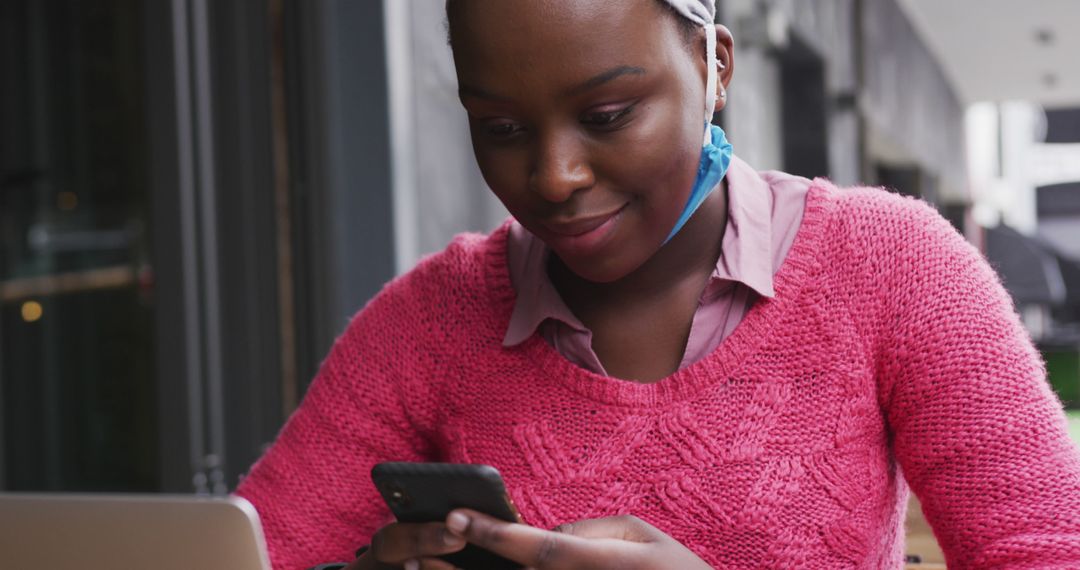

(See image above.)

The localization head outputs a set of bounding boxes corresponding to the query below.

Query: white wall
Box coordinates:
[861,0,968,202]
[967,101,1047,234]
[385,0,508,273]
[726,46,786,171]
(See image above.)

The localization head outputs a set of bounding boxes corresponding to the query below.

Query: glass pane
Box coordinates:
[0,0,157,491]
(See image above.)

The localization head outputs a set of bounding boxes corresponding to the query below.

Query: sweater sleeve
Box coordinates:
[871,196,1080,568]
[235,263,446,570]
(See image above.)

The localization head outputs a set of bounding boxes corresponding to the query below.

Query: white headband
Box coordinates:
[659,0,718,146]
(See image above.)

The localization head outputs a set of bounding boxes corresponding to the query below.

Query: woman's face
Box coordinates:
[450,0,720,283]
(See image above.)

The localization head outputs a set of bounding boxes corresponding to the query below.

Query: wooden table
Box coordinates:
[905,495,946,568]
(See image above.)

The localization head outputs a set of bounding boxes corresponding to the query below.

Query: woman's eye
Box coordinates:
[485,121,524,138]
[582,105,634,128]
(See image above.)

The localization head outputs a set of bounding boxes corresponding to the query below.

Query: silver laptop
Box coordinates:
[0,493,271,570]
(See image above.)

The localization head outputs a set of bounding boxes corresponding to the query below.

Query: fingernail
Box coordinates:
[443,528,464,546]
[446,511,470,534]
[404,559,419,570]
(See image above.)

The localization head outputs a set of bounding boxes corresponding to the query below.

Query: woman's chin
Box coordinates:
[556,254,638,285]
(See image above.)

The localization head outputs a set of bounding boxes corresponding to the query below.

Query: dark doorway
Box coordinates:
[779,36,829,179]
[0,0,157,491]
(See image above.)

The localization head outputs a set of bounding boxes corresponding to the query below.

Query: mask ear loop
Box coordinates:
[661,18,732,245]
[702,22,718,147]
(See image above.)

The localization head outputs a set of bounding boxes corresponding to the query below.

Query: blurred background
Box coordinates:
[1,0,1079,511]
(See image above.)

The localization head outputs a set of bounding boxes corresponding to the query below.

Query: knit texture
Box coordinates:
[236,180,1080,569]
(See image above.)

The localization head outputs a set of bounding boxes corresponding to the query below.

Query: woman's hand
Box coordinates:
[343,521,467,570]
[442,509,713,570]
[342,511,711,570]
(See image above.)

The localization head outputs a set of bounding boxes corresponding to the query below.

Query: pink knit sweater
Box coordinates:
[236,180,1080,569]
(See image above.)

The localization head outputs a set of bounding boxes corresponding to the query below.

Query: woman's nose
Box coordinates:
[528,132,595,203]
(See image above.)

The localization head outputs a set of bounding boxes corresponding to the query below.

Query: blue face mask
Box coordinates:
[664,123,734,243]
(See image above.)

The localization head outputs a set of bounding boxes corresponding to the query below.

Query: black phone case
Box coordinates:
[371,462,523,570]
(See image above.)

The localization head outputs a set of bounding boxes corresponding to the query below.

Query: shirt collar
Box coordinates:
[502,154,775,348]
[502,222,591,347]
[714,155,775,298]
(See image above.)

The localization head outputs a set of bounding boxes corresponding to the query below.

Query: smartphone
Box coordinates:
[370,462,523,570]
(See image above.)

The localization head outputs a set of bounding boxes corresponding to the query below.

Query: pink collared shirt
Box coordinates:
[503,156,809,376]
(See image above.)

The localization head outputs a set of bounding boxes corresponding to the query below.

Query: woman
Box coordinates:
[236,1,1080,568]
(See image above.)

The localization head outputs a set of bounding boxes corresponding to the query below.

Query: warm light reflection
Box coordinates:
[57,191,79,211]
[21,300,43,322]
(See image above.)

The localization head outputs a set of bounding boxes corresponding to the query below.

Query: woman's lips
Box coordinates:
[539,204,628,256]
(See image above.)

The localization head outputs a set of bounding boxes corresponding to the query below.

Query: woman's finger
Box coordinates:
[552,515,658,543]
[370,522,466,564]
[446,509,630,570]
[416,556,458,570]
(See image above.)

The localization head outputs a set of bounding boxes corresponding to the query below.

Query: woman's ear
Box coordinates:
[714,24,735,112]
